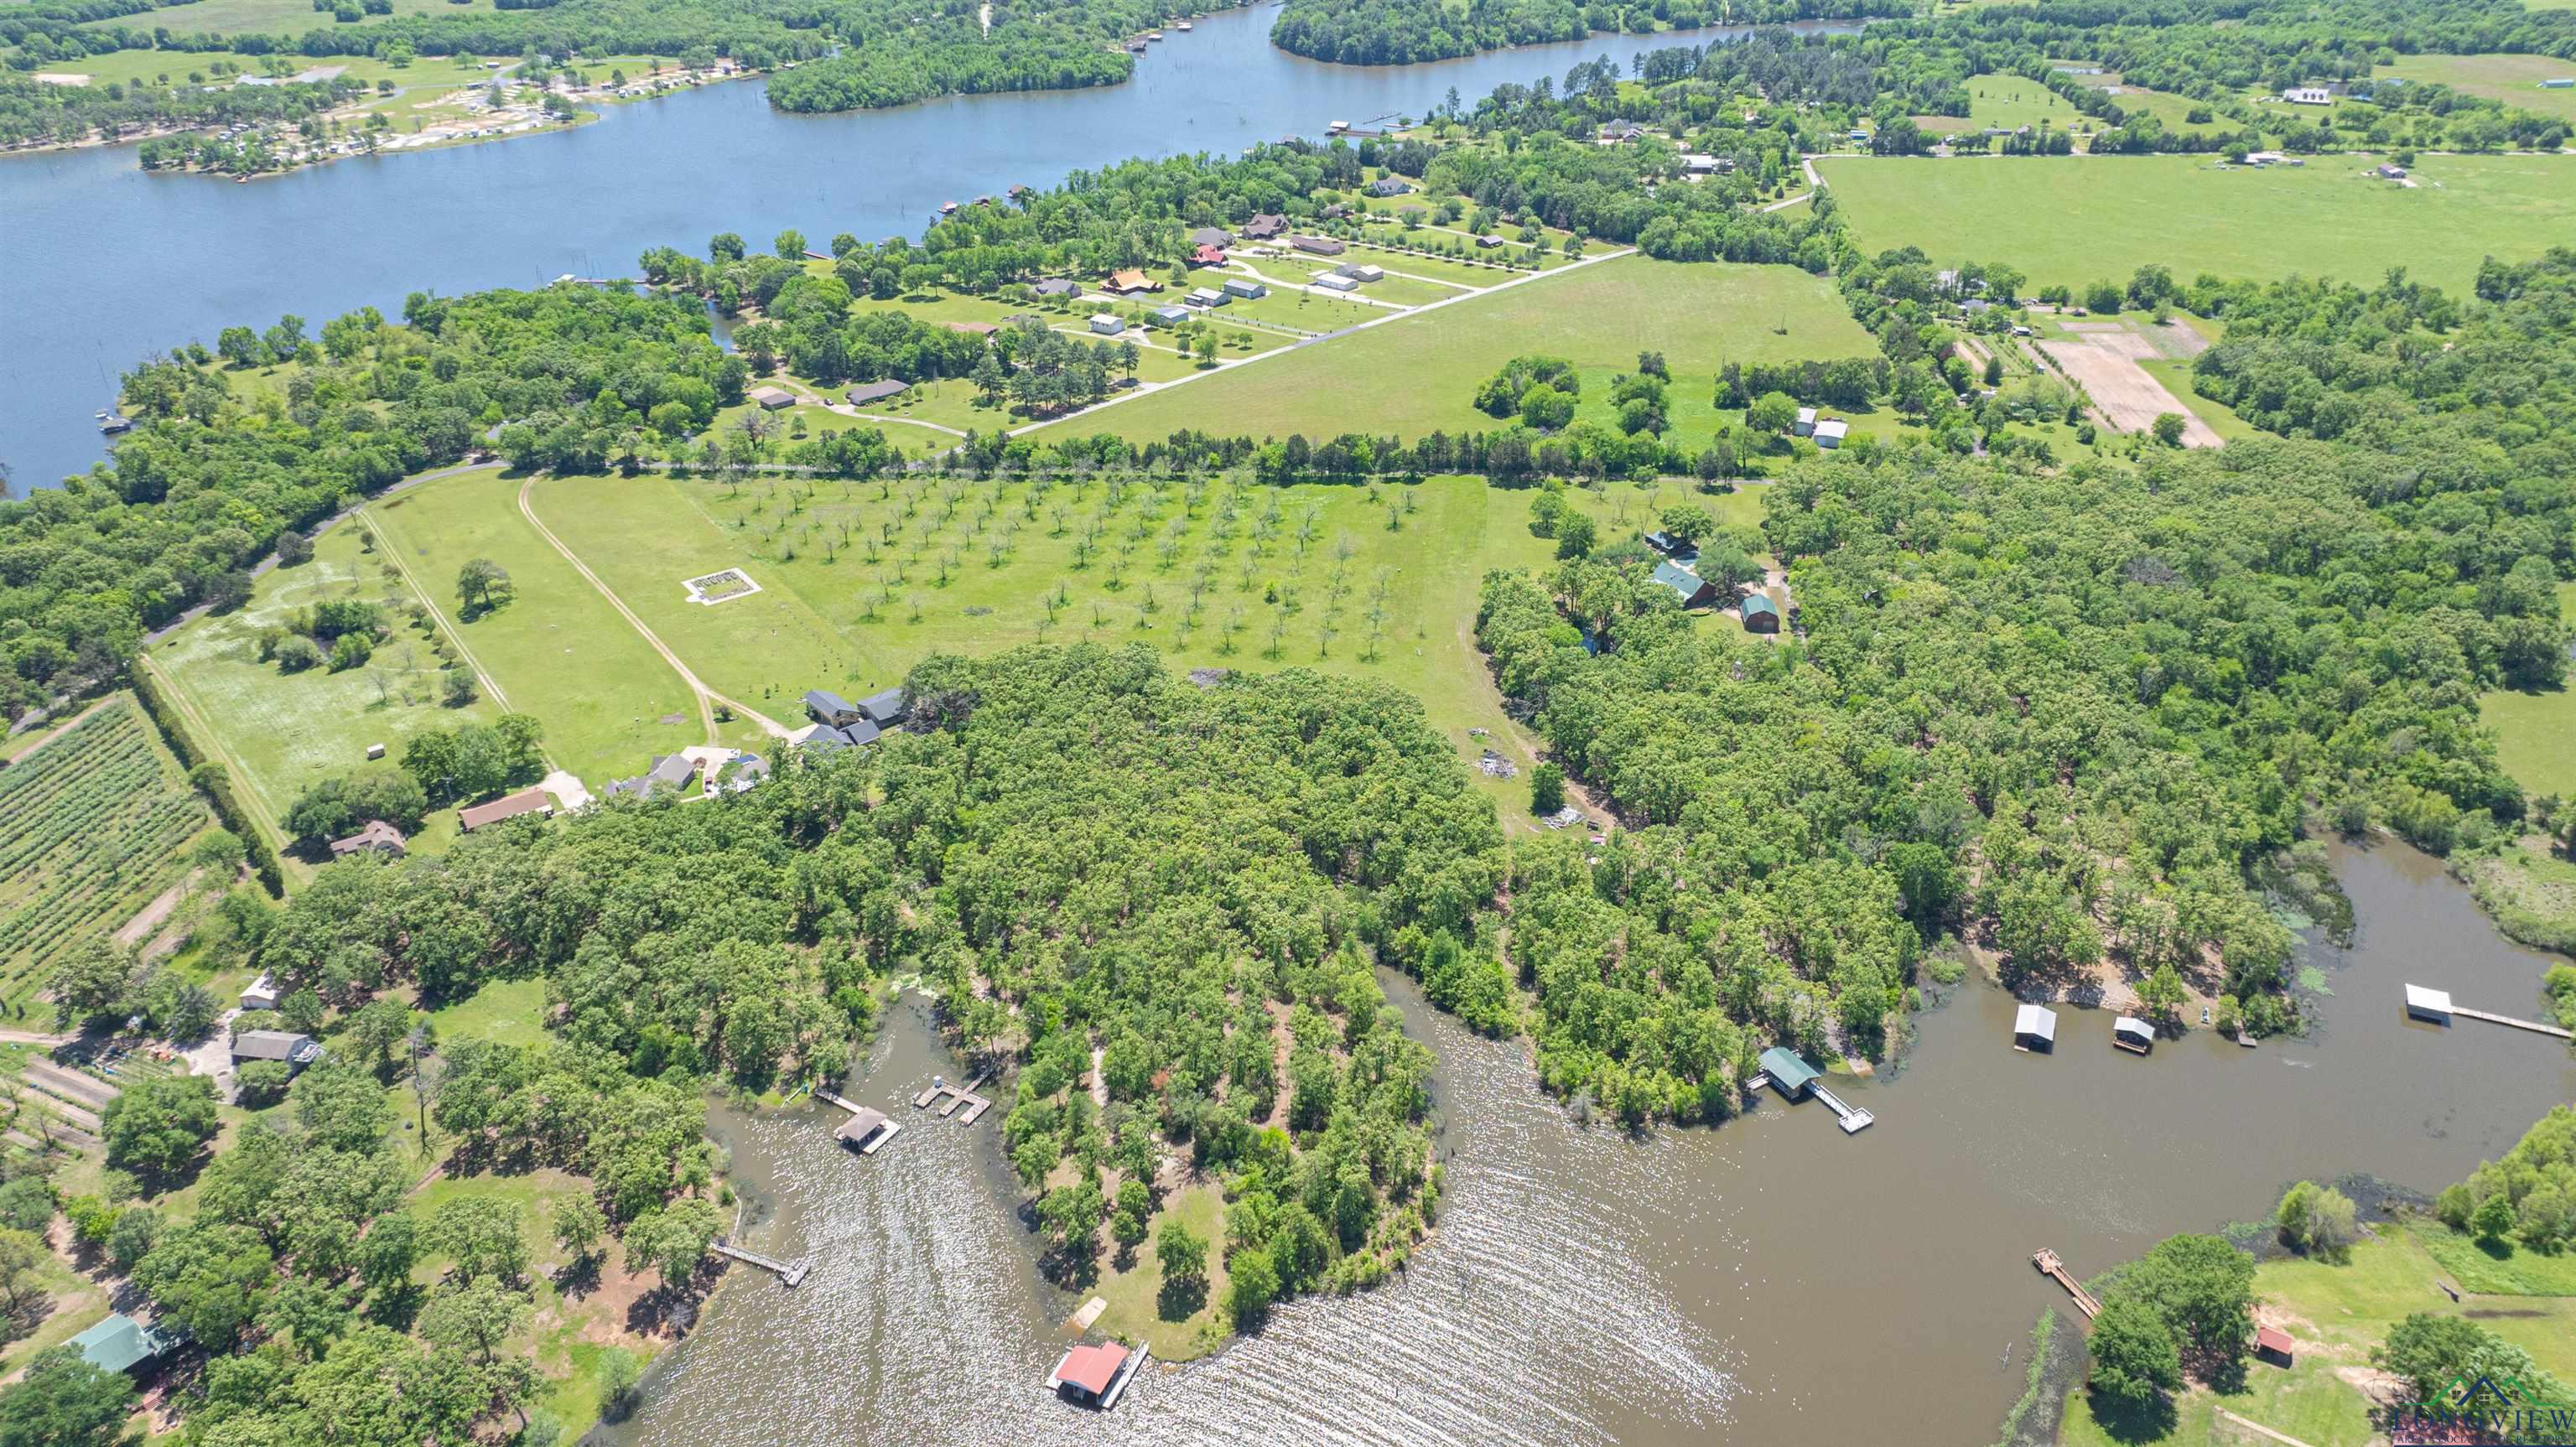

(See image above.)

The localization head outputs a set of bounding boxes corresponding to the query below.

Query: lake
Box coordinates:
[599,840,2575,1446]
[0,9,1856,490]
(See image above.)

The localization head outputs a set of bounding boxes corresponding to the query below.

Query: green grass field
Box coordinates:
[1914,72,2087,134]
[2480,581,2576,798]
[1816,153,2576,295]
[151,519,496,837]
[1047,255,1875,449]
[360,468,699,786]
[2377,53,2576,124]
[74,0,493,34]
[1089,1181,1233,1360]
[2136,358,2264,443]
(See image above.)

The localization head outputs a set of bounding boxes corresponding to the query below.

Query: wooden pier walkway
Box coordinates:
[2033,1249,2101,1320]
[713,1240,809,1288]
[2449,1005,2574,1040]
[1810,1082,1875,1134]
[911,1075,994,1124]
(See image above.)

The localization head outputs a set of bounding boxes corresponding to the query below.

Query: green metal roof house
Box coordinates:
[70,1313,181,1375]
[1758,1047,1820,1099]
[1651,561,1717,609]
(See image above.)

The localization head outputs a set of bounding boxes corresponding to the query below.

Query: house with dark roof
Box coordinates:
[858,687,910,727]
[1600,118,1646,142]
[746,386,796,410]
[1642,529,1694,558]
[328,819,408,858]
[1651,561,1717,608]
[1740,593,1781,633]
[1241,213,1288,239]
[845,379,910,407]
[231,1029,325,1071]
[1190,226,1232,248]
[804,689,863,727]
[836,1106,894,1151]
[1364,177,1412,197]
[607,752,700,801]
[71,1314,184,1376]
[1031,277,1081,298]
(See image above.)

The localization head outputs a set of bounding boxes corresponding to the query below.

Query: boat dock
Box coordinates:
[2450,1005,2573,1039]
[1810,1081,1875,1134]
[2405,983,2573,1039]
[1753,1047,1874,1135]
[2032,1248,2101,1320]
[912,1074,993,1124]
[817,1089,901,1154]
[1100,1343,1149,1410]
[712,1240,808,1289]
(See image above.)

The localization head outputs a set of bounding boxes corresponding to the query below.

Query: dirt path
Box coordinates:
[2213,1408,2322,1447]
[514,477,792,744]
[5,696,112,762]
[113,869,198,947]
[1447,612,1607,832]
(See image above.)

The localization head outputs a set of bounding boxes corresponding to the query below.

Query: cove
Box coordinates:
[600,840,2573,1446]
[0,10,1857,490]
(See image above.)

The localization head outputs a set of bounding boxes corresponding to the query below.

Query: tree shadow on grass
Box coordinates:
[2084,1387,2179,1444]
[1156,1275,1206,1323]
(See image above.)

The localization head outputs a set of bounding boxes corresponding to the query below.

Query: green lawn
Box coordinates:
[1088,1181,1232,1360]
[75,0,494,34]
[2480,581,2576,798]
[2412,1221,2576,1296]
[30,49,486,87]
[360,468,698,788]
[152,519,495,835]
[2137,359,2264,443]
[1046,255,1875,450]
[1915,72,2090,133]
[426,975,550,1051]
[1816,153,2576,295]
[2376,53,2576,125]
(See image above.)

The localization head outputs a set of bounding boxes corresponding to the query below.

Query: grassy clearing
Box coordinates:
[2058,1224,2576,1447]
[2480,581,2576,798]
[1915,72,2089,133]
[76,0,492,34]
[2376,54,2576,125]
[2136,358,2264,443]
[360,468,698,787]
[2412,1221,2576,1296]
[1088,1181,1232,1359]
[153,519,493,832]
[1816,153,2576,295]
[426,975,550,1051]
[1048,256,1875,449]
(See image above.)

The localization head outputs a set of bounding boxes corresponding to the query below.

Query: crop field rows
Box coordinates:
[0,702,208,998]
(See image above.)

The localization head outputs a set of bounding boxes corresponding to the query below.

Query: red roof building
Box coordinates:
[1048,1341,1130,1405]
[1192,244,1227,266]
[2253,1325,2293,1367]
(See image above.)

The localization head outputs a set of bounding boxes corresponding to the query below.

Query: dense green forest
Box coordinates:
[1267,0,1908,65]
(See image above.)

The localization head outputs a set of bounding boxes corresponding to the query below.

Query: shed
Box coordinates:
[1740,594,1781,633]
[1312,273,1358,293]
[457,786,552,832]
[845,379,910,407]
[231,1029,325,1070]
[746,386,795,411]
[1221,277,1266,299]
[1049,1341,1131,1407]
[365,742,386,760]
[1476,234,1506,248]
[2254,1325,2294,1367]
[836,1106,892,1149]
[1758,1046,1820,1100]
[1149,304,1190,326]
[70,1314,183,1375]
[2113,1015,2154,1054]
[1813,418,1850,449]
[1089,314,1125,335]
[1794,406,1817,436]
[1651,561,1717,609]
[238,972,279,1011]
[2403,983,2452,1023]
[2013,1004,2058,1052]
[328,819,408,858]
[1334,263,1384,283]
[1187,288,1228,308]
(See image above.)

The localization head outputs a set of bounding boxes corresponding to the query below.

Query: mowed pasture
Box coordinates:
[1815,153,2576,294]
[1046,255,1876,449]
[2376,53,2576,125]
[1914,72,2087,134]
[0,701,210,1006]
[2480,581,2576,800]
[76,0,493,34]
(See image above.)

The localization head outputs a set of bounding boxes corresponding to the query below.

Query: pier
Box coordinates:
[712,1240,809,1288]
[2405,983,2572,1039]
[2032,1249,2101,1320]
[817,1089,901,1153]
[1810,1081,1875,1134]
[1753,1047,1875,1136]
[911,1074,994,1124]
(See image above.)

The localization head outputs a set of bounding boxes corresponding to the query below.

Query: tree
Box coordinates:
[48,936,134,1029]
[1110,1179,1150,1251]
[1555,512,1597,560]
[417,1279,531,1365]
[2123,1233,2256,1365]
[0,1347,138,1447]
[1746,391,1800,436]
[2471,1190,2516,1244]
[2277,1180,2359,1259]
[99,1074,220,1181]
[2152,412,2188,447]
[1226,1244,1278,1330]
[2089,1297,2183,1413]
[2137,964,2187,1022]
[1658,504,1716,544]
[1156,1218,1207,1285]
[134,1221,273,1348]
[773,229,807,260]
[0,1228,49,1324]
[294,1061,395,1154]
[553,1196,607,1264]
[2372,1313,2551,1407]
[236,1060,293,1108]
[1530,763,1566,816]
[622,1198,719,1287]
[431,1197,527,1284]
[0,1180,52,1235]
[456,558,510,615]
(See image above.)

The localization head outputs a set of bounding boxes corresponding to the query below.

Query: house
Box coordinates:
[327,819,408,859]
[1364,177,1412,197]
[1740,593,1781,633]
[1475,234,1506,249]
[1048,1341,1134,1408]
[231,1029,325,1071]
[858,687,909,728]
[1190,226,1232,248]
[606,753,699,802]
[1222,277,1267,300]
[746,386,795,410]
[238,973,279,1011]
[1758,1046,1820,1100]
[1599,119,1645,142]
[1104,268,1159,294]
[715,754,771,793]
[1333,263,1384,283]
[804,688,864,727]
[1681,153,1733,174]
[1031,277,1081,298]
[1642,529,1693,557]
[2254,1326,2295,1368]
[1149,304,1191,326]
[1241,213,1288,240]
[2113,1016,2155,1055]
[1812,418,1849,449]
[1291,235,1346,256]
[2281,86,2332,105]
[835,1106,894,1151]
[2013,1004,2059,1052]
[70,1314,183,1376]
[457,786,552,832]
[1089,314,1125,335]
[1312,273,1358,293]
[1186,287,1227,308]
[1650,560,1717,608]
[1192,243,1228,266]
[1794,406,1818,437]
[845,379,910,407]
[1321,202,1351,220]
[2403,983,2452,1024]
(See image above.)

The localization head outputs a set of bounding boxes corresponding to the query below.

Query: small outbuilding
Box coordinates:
[1794,406,1818,437]
[2013,1004,2059,1052]
[238,972,279,1011]
[836,1106,894,1152]
[1222,277,1266,300]
[231,1029,325,1071]
[2404,983,2453,1024]
[1758,1046,1820,1100]
[1312,273,1358,293]
[746,386,796,411]
[1089,314,1125,335]
[1149,304,1190,327]
[2113,1015,2155,1055]
[2254,1325,2295,1367]
[1740,594,1781,633]
[1333,263,1384,283]
[845,379,910,407]
[1813,418,1849,449]
[1187,287,1228,308]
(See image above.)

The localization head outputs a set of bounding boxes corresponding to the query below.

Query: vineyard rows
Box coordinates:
[0,702,210,996]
